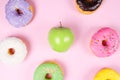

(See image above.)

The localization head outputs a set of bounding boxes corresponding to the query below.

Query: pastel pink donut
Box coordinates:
[90,27,119,57]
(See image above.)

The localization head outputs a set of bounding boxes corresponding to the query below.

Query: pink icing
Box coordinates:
[90,27,119,57]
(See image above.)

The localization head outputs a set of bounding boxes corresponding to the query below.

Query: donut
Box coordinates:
[90,27,119,57]
[94,68,120,80]
[5,0,33,28]
[75,0,103,14]
[0,37,27,64]
[34,62,64,80]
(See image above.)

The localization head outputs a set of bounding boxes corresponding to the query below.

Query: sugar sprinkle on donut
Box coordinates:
[5,0,33,27]
[90,27,119,57]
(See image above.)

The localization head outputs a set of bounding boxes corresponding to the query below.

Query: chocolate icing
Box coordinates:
[76,0,102,11]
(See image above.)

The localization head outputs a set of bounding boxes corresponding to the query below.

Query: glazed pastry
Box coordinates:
[75,0,103,14]
[94,68,120,80]
[34,62,64,80]
[90,27,119,57]
[5,0,33,28]
[0,37,27,64]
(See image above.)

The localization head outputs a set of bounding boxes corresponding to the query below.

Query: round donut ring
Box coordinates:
[5,0,33,27]
[94,68,120,80]
[0,37,27,64]
[90,27,119,57]
[34,62,64,80]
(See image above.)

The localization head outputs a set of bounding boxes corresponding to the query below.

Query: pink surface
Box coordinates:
[90,27,119,57]
[0,0,120,80]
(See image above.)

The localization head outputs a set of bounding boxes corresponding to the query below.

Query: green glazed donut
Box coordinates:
[34,62,64,80]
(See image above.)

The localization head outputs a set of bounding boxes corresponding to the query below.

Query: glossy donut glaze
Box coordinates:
[76,0,102,11]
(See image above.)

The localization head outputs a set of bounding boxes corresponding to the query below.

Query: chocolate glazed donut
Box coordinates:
[76,0,103,14]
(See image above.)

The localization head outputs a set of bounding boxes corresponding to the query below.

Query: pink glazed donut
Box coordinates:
[90,27,119,57]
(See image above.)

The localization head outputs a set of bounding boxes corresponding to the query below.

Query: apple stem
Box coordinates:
[59,21,63,28]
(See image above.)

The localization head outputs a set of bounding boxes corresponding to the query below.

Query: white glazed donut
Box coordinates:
[0,37,27,64]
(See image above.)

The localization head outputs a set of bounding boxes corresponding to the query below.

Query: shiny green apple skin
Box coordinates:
[48,27,74,52]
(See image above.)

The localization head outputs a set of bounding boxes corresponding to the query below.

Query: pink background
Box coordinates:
[0,0,120,80]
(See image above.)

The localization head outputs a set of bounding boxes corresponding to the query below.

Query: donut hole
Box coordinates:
[8,48,15,55]
[45,73,52,79]
[15,8,23,16]
[102,40,108,46]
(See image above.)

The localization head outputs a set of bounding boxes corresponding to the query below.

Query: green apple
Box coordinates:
[48,23,74,52]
